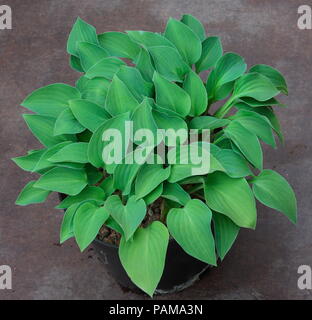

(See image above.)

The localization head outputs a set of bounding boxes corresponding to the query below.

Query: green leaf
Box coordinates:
[32,142,71,172]
[21,84,81,118]
[164,18,202,64]
[85,57,126,80]
[195,37,223,73]
[148,46,190,82]
[183,70,208,116]
[69,99,110,132]
[231,110,276,147]
[99,175,115,198]
[105,75,139,116]
[127,30,175,48]
[210,53,247,92]
[144,183,163,205]
[167,199,216,265]
[251,170,297,223]
[134,48,155,82]
[213,148,252,178]
[190,116,230,130]
[224,121,263,170]
[56,186,105,209]
[70,55,84,72]
[48,142,89,163]
[23,114,75,148]
[67,17,99,57]
[85,164,102,184]
[35,167,88,196]
[77,42,109,71]
[152,108,187,139]
[204,172,257,229]
[168,142,225,183]
[98,32,140,60]
[135,164,170,199]
[116,66,154,102]
[104,195,146,241]
[131,98,158,146]
[60,203,81,243]
[16,180,51,206]
[181,14,206,41]
[154,72,191,117]
[74,202,110,251]
[250,64,288,95]
[12,149,46,172]
[162,182,191,206]
[239,97,284,107]
[88,112,130,168]
[76,77,110,107]
[213,212,239,260]
[54,108,85,135]
[233,73,280,101]
[119,221,169,297]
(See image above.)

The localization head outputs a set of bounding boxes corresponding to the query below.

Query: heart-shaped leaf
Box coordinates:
[167,199,216,265]
[104,195,146,241]
[119,221,169,297]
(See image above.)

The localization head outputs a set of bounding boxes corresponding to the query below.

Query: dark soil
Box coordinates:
[97,198,162,246]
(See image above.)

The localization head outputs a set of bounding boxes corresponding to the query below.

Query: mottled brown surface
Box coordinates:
[0,0,311,300]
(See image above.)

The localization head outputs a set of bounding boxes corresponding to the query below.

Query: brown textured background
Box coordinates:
[0,0,311,300]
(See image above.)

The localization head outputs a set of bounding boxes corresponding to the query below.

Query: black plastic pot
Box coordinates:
[59,193,210,295]
[93,237,210,295]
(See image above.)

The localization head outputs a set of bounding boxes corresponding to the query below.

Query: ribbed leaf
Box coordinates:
[135,164,170,199]
[104,195,146,241]
[164,18,202,64]
[23,114,75,147]
[48,142,89,164]
[204,172,257,229]
[12,149,46,172]
[213,212,239,260]
[251,170,297,223]
[154,72,191,117]
[85,57,126,80]
[35,167,88,196]
[167,199,216,265]
[98,32,140,60]
[74,202,110,251]
[162,182,191,206]
[56,186,105,209]
[54,108,85,135]
[181,14,206,41]
[183,70,208,116]
[21,84,81,118]
[77,42,109,71]
[105,75,139,116]
[224,121,263,170]
[16,181,51,206]
[195,37,223,73]
[190,116,230,130]
[119,221,169,297]
[148,46,190,82]
[67,17,98,57]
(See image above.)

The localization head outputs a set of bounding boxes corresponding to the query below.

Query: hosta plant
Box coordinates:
[14,15,297,297]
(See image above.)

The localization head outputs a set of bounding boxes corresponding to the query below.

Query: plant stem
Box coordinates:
[214,97,235,118]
